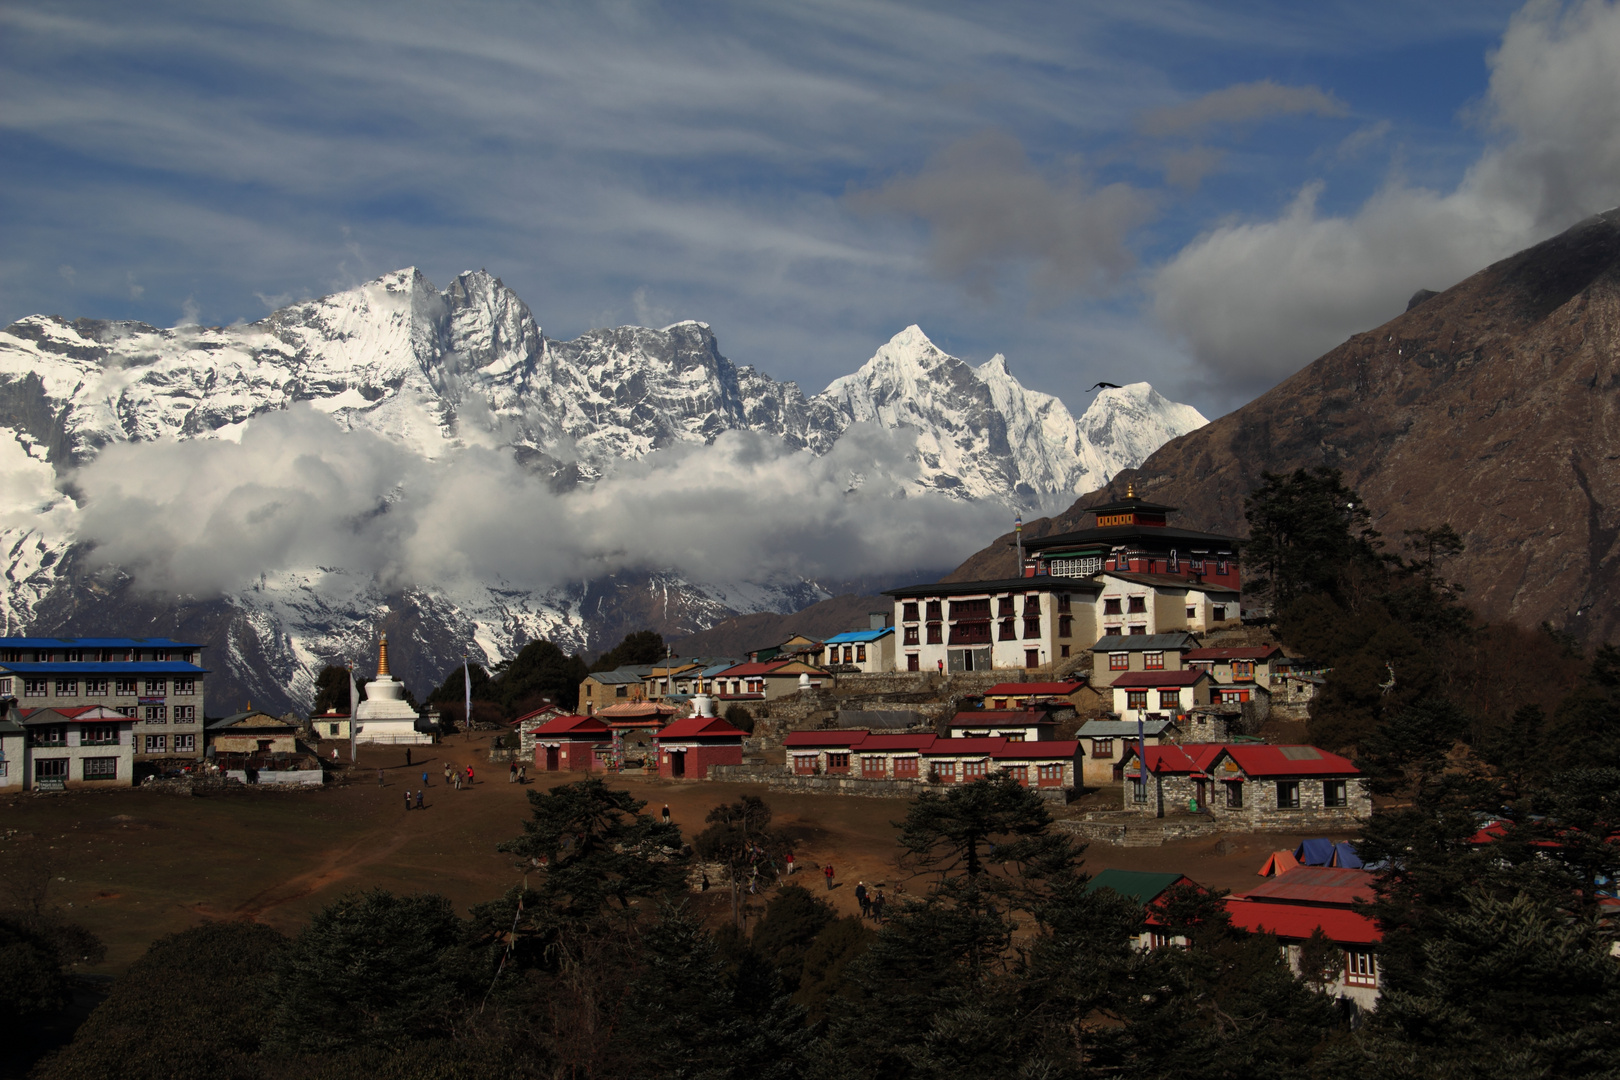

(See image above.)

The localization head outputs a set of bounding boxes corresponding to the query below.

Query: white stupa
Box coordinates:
[353,634,431,745]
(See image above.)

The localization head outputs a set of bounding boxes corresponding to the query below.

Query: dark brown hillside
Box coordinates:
[953,208,1620,646]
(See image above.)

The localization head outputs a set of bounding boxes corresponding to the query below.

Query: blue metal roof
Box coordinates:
[0,637,203,648]
[0,662,209,675]
[823,628,893,644]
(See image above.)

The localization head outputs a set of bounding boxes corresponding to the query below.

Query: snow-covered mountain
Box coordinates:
[0,269,1205,713]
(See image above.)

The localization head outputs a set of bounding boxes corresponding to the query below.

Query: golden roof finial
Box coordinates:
[377,632,391,677]
[1125,480,1137,499]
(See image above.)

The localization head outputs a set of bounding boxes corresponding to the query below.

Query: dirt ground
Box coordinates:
[0,731,1351,973]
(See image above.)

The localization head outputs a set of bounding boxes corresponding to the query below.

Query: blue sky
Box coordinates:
[5,0,1619,418]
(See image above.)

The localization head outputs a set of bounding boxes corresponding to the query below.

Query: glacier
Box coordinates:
[0,269,1205,714]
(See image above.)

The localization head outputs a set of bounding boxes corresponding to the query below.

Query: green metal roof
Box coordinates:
[1084,869,1187,906]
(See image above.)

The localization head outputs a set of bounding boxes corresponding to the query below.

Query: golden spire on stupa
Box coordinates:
[1125,480,1137,499]
[377,632,391,677]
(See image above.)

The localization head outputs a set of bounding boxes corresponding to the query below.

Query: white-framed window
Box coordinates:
[174,679,196,695]
[1345,949,1377,987]
[1276,780,1300,809]
[85,679,109,696]
[172,705,195,722]
[144,678,166,696]
[0,677,10,695]
[329,723,340,736]
[1323,779,1348,808]
[144,734,167,753]
[144,705,167,722]
[34,758,68,781]
[84,757,119,780]
[115,678,138,696]
[173,733,196,753]
[115,706,137,718]
[0,760,6,777]
[23,679,48,697]
[1048,556,1103,578]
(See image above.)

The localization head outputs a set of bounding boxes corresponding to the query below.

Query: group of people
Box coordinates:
[507,761,528,784]
[853,880,887,922]
[386,759,480,807]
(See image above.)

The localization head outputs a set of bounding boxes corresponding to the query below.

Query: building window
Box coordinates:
[0,677,9,695]
[842,646,854,663]
[1109,652,1129,671]
[35,758,68,782]
[904,626,920,645]
[84,757,118,780]
[1345,950,1377,987]
[115,678,137,696]
[1060,644,1070,658]
[793,754,817,775]
[1129,625,1147,636]
[933,761,956,782]
[1225,781,1243,808]
[906,654,920,672]
[584,684,593,698]
[31,725,67,747]
[855,644,866,662]
[144,706,166,722]
[1126,690,1148,710]
[963,760,987,780]
[115,706,137,718]
[926,623,943,645]
[1232,661,1254,682]
[1092,738,1114,758]
[1276,781,1300,809]
[1103,597,1122,615]
[925,600,943,621]
[144,679,166,696]
[1023,617,1041,638]
[1049,556,1103,577]
[1127,596,1147,613]
[173,705,195,722]
[1058,615,1072,638]
[174,679,196,695]
[826,753,849,772]
[1132,777,1147,803]
[903,602,920,622]
[862,755,885,777]
[1323,780,1348,808]
[998,596,1016,617]
[616,686,628,698]
[1025,649,1039,669]
[329,723,341,736]
[1212,605,1227,621]
[1158,690,1180,709]
[23,679,48,697]
[1144,651,1164,670]
[1057,592,1072,613]
[998,619,1016,641]
[1186,606,1196,619]
[174,734,196,753]
[1147,930,1171,949]
[1217,560,1229,575]
[145,734,167,753]
[81,724,119,746]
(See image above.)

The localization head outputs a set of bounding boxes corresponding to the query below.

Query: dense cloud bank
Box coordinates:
[70,407,1003,597]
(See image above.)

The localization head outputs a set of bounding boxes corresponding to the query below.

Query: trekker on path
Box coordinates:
[661,804,672,826]
[443,763,452,784]
[377,769,385,787]
[871,890,885,922]
[855,881,869,917]
[509,762,518,783]
[466,766,475,785]
[404,791,412,811]
[415,789,424,809]
[518,764,526,783]
[785,852,796,875]
[823,864,835,891]
[406,748,412,767]
[422,771,429,788]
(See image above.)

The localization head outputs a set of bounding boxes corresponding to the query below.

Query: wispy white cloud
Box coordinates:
[1140,80,1347,136]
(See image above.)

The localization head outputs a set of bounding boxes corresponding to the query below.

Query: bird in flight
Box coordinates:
[1087,381,1121,391]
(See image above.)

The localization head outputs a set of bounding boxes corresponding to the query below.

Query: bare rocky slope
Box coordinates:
[949,209,1620,646]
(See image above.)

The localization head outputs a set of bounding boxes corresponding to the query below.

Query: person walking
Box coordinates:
[518,764,526,783]
[823,864,835,891]
[404,790,412,811]
[377,768,385,787]
[422,771,429,789]
[855,881,869,917]
[467,765,474,785]
[453,770,462,791]
[785,851,796,875]
[443,762,452,784]
[406,748,412,767]
[415,789,424,809]
[661,804,672,826]
[509,762,518,783]
[871,889,886,922]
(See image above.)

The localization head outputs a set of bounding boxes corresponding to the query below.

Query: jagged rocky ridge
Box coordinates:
[0,269,1205,713]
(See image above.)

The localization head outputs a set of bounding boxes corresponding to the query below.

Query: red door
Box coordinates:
[545,746,559,771]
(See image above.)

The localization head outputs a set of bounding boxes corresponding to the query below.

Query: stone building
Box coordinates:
[11,704,137,790]
[1120,742,1369,826]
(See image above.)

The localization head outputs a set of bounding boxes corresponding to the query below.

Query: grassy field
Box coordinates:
[0,731,1347,974]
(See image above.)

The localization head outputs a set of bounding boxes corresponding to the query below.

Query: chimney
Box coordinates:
[869,611,890,630]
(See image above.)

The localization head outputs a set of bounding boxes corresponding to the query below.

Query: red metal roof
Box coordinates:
[992,740,1080,760]
[527,713,610,737]
[1224,898,1380,944]
[783,730,865,749]
[1111,670,1210,688]
[851,733,937,752]
[983,681,1084,696]
[18,705,126,722]
[1125,743,1226,774]
[1184,646,1283,661]
[1237,866,1372,906]
[949,709,1049,725]
[655,715,747,740]
[923,737,1009,757]
[1218,744,1358,777]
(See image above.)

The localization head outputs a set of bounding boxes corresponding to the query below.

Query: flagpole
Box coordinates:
[464,654,472,733]
[348,663,359,764]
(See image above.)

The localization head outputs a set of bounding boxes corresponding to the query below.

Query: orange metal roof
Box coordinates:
[1224,898,1380,944]
[1237,866,1372,907]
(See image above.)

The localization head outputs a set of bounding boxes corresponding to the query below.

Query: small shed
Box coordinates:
[653,714,746,779]
[530,713,613,772]
[207,709,301,755]
[947,709,1055,742]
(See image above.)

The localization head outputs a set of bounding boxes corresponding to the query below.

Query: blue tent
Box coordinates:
[1294,838,1337,866]
[1331,841,1363,868]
